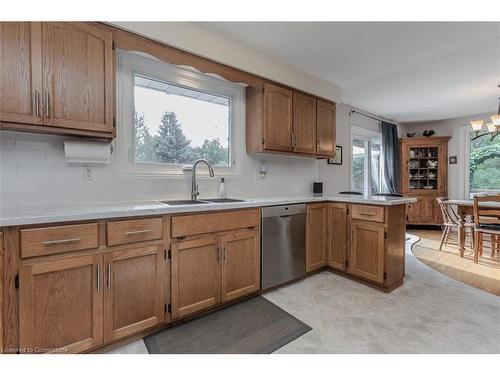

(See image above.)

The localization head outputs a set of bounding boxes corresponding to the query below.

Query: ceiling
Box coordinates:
[194,22,500,123]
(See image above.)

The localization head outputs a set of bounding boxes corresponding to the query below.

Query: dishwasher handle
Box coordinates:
[262,204,306,218]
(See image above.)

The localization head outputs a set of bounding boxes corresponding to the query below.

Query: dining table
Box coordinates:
[446,199,500,257]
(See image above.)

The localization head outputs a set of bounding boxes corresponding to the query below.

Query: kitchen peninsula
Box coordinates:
[0,195,413,354]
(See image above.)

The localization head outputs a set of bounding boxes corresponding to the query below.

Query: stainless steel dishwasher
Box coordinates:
[261,204,306,290]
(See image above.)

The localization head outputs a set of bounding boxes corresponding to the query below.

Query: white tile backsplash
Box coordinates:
[0,130,321,209]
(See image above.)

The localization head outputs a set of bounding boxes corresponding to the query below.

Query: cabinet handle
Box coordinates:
[44,90,50,118]
[96,265,101,293]
[107,264,112,291]
[124,229,152,235]
[42,237,81,246]
[34,90,40,117]
[223,247,227,263]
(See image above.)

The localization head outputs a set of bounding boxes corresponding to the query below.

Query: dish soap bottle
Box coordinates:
[218,178,226,198]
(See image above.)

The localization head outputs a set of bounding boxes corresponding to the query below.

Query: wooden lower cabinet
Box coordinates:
[171,236,221,320]
[171,229,261,319]
[221,229,260,303]
[325,204,405,290]
[327,203,347,271]
[406,196,442,225]
[306,203,327,272]
[19,245,166,353]
[19,254,104,353]
[348,220,385,284]
[103,246,165,343]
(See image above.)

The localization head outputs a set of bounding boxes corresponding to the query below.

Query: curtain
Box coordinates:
[381,122,401,193]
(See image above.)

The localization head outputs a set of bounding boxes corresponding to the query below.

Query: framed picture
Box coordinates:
[327,145,343,165]
[449,156,457,165]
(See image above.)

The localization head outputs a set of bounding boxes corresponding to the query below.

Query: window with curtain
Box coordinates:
[351,127,383,195]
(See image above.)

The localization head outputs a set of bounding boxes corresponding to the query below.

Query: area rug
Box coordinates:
[408,229,500,296]
[144,296,312,354]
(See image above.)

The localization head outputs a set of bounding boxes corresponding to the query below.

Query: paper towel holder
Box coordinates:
[64,139,112,164]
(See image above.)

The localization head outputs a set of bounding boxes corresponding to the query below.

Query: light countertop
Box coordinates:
[0,195,416,227]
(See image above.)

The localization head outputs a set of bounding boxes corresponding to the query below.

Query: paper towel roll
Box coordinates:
[64,140,111,164]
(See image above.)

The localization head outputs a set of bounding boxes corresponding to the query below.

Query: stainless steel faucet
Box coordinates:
[191,159,215,200]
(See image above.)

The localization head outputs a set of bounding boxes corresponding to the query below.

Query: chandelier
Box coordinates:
[470,85,500,140]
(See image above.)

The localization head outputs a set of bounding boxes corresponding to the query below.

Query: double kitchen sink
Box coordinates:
[157,198,246,206]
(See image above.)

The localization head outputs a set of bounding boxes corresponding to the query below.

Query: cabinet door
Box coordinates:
[19,254,103,353]
[103,246,165,343]
[306,204,327,272]
[406,197,420,224]
[413,196,439,224]
[316,100,336,157]
[293,92,316,154]
[349,220,385,283]
[171,236,220,319]
[263,83,293,152]
[0,22,43,125]
[327,203,347,270]
[221,229,260,303]
[41,22,113,133]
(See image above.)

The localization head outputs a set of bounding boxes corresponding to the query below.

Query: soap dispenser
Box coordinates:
[218,178,226,198]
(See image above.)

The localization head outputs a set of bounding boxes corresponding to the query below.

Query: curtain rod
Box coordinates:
[349,110,393,124]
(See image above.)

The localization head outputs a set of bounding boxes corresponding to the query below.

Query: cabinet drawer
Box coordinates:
[351,205,385,223]
[21,223,99,258]
[106,217,163,246]
[171,209,260,238]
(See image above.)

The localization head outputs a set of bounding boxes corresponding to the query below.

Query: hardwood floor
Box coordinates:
[408,228,500,296]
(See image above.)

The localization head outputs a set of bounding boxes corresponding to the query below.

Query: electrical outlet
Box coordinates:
[83,165,93,181]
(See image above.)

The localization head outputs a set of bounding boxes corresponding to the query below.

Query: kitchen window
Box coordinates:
[116,50,245,177]
[351,127,383,195]
[461,127,500,198]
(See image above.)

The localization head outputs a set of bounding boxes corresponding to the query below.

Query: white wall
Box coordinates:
[399,111,495,199]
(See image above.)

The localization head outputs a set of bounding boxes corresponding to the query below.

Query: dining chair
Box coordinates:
[436,197,474,252]
[338,191,363,195]
[473,194,500,263]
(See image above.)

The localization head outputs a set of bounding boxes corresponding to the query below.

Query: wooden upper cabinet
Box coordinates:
[349,220,385,284]
[19,253,104,353]
[327,203,347,271]
[316,100,336,157]
[247,81,336,158]
[0,22,43,125]
[263,83,293,152]
[306,203,327,272]
[171,236,221,319]
[221,229,260,303]
[293,92,316,154]
[103,246,165,343]
[41,22,114,133]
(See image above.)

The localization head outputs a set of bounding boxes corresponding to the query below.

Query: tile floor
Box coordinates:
[109,237,500,354]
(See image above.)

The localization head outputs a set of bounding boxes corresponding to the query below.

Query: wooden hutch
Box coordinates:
[400,136,451,225]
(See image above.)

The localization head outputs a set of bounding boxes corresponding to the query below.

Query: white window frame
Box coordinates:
[459,125,500,199]
[350,126,383,195]
[116,50,245,178]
